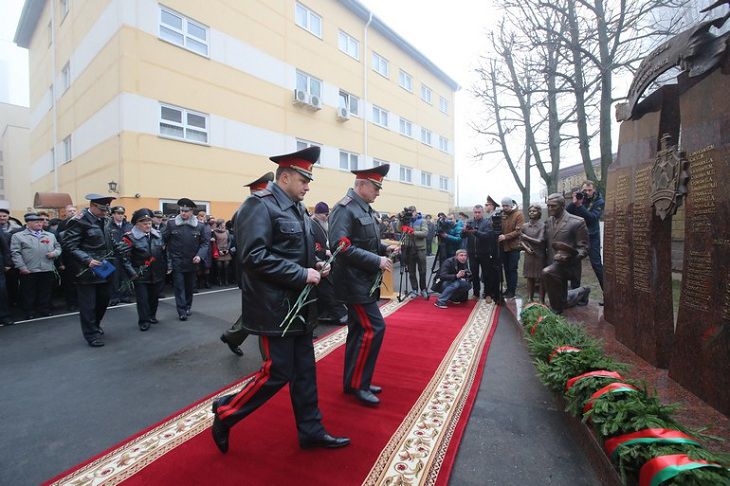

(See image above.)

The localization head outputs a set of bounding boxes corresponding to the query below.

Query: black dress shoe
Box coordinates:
[369,385,382,394]
[353,389,380,407]
[210,402,230,454]
[139,322,151,331]
[88,339,105,347]
[179,315,188,321]
[149,317,159,324]
[97,327,104,335]
[220,335,244,356]
[300,433,351,449]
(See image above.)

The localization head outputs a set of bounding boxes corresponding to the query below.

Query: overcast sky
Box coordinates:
[0,0,542,206]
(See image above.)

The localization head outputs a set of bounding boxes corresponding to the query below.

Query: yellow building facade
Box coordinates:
[15,0,458,218]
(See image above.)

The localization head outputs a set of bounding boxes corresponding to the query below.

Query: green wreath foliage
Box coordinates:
[536,348,627,393]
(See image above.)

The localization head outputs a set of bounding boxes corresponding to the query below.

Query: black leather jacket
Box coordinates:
[163,216,209,273]
[122,227,167,284]
[235,183,318,336]
[462,217,498,258]
[329,188,387,304]
[61,209,117,284]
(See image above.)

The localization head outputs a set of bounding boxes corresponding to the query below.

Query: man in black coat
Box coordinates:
[106,206,134,305]
[0,230,13,326]
[461,204,500,303]
[329,164,399,407]
[211,146,349,454]
[163,198,209,320]
[219,171,274,356]
[61,194,121,347]
[311,201,347,325]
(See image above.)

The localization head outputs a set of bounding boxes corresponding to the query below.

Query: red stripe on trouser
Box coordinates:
[218,336,272,420]
[351,304,373,390]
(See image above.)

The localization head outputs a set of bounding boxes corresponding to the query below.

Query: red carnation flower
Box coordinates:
[401,225,414,234]
[315,242,323,252]
[337,237,351,251]
[122,236,133,247]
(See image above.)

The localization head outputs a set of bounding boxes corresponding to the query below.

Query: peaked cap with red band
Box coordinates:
[352,163,390,189]
[269,146,319,181]
[245,172,274,193]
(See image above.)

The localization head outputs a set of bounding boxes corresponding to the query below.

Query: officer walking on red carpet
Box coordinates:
[211,147,350,453]
[219,171,275,356]
[328,164,399,407]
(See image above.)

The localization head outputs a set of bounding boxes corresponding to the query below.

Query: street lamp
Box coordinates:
[107,180,119,193]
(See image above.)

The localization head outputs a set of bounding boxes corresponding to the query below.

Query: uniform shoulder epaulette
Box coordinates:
[336,195,353,206]
[253,189,273,198]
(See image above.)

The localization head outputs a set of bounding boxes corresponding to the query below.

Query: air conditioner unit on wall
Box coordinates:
[293,89,309,105]
[337,106,350,121]
[308,94,323,110]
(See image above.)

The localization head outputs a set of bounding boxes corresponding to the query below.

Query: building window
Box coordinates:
[440,96,448,114]
[295,2,322,38]
[338,90,359,116]
[60,0,69,19]
[421,128,432,146]
[439,136,449,152]
[439,176,449,191]
[399,70,413,91]
[339,150,358,171]
[159,6,209,56]
[421,84,432,104]
[372,159,386,168]
[338,30,359,60]
[296,139,322,151]
[296,70,322,97]
[61,62,70,92]
[399,118,412,137]
[159,103,209,144]
[421,171,432,187]
[63,136,72,162]
[400,166,412,183]
[372,52,389,77]
[372,105,388,128]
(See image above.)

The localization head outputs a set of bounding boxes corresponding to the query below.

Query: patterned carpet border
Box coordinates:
[46,299,409,486]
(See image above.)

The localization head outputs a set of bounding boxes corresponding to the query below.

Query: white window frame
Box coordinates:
[338,90,359,116]
[295,2,322,38]
[159,103,209,144]
[421,127,433,146]
[399,70,413,92]
[63,135,72,163]
[296,70,322,97]
[338,30,359,60]
[159,6,209,57]
[61,62,70,92]
[372,158,386,168]
[421,84,432,104]
[372,105,389,128]
[399,117,413,137]
[440,96,448,114]
[439,176,449,191]
[372,52,389,78]
[439,136,449,152]
[400,166,413,184]
[421,171,432,187]
[339,150,359,171]
[296,139,322,151]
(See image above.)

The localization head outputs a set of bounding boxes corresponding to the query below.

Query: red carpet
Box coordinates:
[45,299,499,486]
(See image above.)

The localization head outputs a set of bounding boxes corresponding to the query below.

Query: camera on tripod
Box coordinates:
[398,207,414,228]
[491,208,503,234]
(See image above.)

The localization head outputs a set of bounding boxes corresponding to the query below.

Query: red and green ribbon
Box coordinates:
[604,429,700,462]
[529,315,545,335]
[548,346,581,363]
[639,453,722,486]
[582,382,639,413]
[565,370,622,392]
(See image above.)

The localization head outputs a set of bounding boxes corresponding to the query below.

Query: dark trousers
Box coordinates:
[0,270,12,320]
[426,237,434,256]
[406,248,427,291]
[316,276,346,321]
[173,270,195,316]
[61,266,77,308]
[19,271,54,316]
[502,250,520,295]
[109,257,133,303]
[344,302,386,391]
[583,233,604,290]
[134,280,164,324]
[77,282,111,342]
[214,334,325,441]
[223,315,249,347]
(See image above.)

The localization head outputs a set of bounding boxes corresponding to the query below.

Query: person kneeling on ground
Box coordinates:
[434,249,471,309]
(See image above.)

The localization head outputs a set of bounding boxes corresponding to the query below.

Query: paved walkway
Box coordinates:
[0,288,598,485]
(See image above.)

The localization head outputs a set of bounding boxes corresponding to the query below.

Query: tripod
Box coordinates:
[425,241,443,301]
[397,234,413,302]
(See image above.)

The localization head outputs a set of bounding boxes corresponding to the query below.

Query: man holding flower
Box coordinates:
[210,146,350,454]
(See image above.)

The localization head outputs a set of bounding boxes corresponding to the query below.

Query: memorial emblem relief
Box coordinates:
[650,133,689,221]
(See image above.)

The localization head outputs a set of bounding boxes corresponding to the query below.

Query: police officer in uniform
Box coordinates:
[329,164,399,407]
[219,171,274,356]
[163,198,209,321]
[107,206,133,305]
[211,147,350,454]
[62,194,121,347]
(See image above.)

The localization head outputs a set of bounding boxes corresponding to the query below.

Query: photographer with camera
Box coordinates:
[433,249,471,309]
[461,204,500,303]
[566,180,604,292]
[400,206,429,298]
[497,197,524,299]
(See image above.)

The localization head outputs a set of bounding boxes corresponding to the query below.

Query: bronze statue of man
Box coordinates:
[542,193,591,313]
